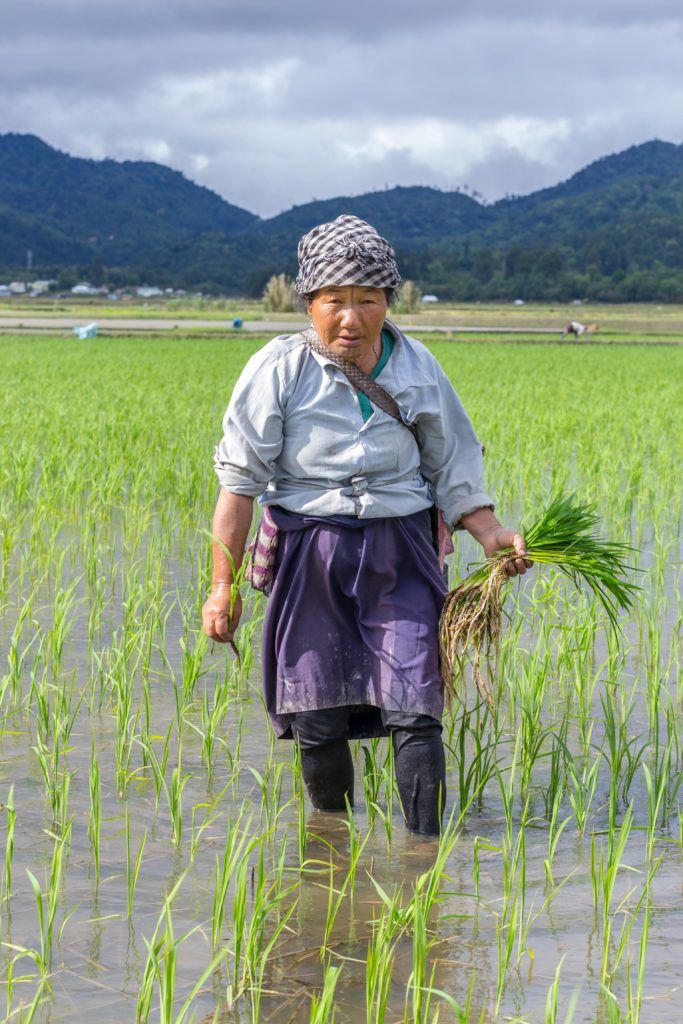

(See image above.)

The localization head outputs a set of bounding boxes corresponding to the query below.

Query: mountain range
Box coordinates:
[2,132,683,301]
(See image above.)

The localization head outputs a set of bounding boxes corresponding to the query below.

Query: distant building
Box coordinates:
[30,280,54,295]
[72,283,101,295]
[421,294,439,303]
[513,298,525,305]
[136,286,164,298]
[0,285,11,297]
[9,281,26,294]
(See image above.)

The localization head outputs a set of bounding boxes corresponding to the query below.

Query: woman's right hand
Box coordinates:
[202,584,243,643]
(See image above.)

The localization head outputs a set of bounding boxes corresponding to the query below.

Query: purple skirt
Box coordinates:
[262,507,448,739]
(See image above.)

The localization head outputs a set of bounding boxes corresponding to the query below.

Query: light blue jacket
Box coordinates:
[214,320,493,527]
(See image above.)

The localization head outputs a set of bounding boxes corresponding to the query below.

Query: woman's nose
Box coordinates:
[339,304,361,324]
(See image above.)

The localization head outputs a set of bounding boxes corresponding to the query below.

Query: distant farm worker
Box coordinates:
[202,215,531,836]
[561,320,597,339]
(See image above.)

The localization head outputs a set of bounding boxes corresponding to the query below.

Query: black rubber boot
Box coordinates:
[299,738,355,811]
[392,724,446,835]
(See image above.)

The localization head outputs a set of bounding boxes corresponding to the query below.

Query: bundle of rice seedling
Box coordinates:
[439,494,639,708]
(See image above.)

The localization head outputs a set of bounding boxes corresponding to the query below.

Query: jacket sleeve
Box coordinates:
[415,360,494,529]
[213,347,285,496]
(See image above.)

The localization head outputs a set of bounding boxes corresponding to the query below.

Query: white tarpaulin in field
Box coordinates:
[73,322,98,339]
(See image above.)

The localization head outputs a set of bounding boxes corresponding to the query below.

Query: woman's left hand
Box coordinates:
[480,527,533,577]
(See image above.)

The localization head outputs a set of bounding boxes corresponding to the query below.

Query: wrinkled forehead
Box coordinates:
[314,284,387,296]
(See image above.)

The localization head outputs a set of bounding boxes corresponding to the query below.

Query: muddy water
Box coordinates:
[0,527,681,1023]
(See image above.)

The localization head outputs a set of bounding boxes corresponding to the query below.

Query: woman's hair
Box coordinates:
[300,287,396,311]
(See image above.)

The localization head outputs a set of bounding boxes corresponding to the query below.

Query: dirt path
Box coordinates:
[0,315,681,343]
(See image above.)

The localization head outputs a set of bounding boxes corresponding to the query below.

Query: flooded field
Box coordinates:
[0,333,681,1022]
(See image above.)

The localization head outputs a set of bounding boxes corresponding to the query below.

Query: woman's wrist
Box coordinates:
[460,507,502,545]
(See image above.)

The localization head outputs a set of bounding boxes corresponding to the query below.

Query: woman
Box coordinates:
[202,215,530,835]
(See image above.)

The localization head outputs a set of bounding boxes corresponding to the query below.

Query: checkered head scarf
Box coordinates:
[295,214,401,295]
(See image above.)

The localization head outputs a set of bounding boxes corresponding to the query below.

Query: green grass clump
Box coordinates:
[440,494,640,707]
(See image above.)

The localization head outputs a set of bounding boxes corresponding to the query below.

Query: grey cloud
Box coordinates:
[6,0,683,40]
[1,2,683,215]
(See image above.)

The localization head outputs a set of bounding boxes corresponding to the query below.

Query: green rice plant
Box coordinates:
[246,895,297,1024]
[440,494,639,706]
[211,807,253,952]
[310,962,342,1023]
[419,979,478,1024]
[543,793,571,890]
[125,805,147,918]
[604,853,662,995]
[541,719,569,820]
[321,819,371,958]
[1,960,49,1024]
[243,845,296,1020]
[563,745,601,837]
[96,635,144,796]
[179,629,209,706]
[135,871,188,1022]
[143,900,179,1024]
[88,746,101,883]
[472,834,499,902]
[404,894,436,1024]
[366,799,393,848]
[567,660,601,756]
[591,803,636,985]
[451,705,500,814]
[0,333,680,1021]
[376,742,396,847]
[624,876,653,1024]
[495,731,521,855]
[599,690,646,813]
[167,756,189,847]
[228,837,297,1009]
[189,786,227,863]
[190,686,229,780]
[21,821,72,977]
[493,822,526,1013]
[361,741,383,825]
[246,759,287,834]
[231,594,264,689]
[342,799,366,890]
[514,656,552,792]
[31,731,61,825]
[47,576,81,681]
[365,899,399,1023]
[544,956,579,1023]
[2,598,40,710]
[3,785,16,907]
[642,736,682,858]
[138,722,174,810]
[292,745,309,866]
[51,669,83,751]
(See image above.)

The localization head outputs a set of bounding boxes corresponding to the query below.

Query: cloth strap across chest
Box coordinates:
[302,326,418,437]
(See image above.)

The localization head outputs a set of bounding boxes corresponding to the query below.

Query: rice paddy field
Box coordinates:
[0,331,681,1023]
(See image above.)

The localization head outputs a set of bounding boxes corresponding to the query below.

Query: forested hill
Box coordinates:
[0,133,257,266]
[2,133,683,301]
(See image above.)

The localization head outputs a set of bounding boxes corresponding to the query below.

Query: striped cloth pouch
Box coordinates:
[436,511,455,571]
[244,507,280,594]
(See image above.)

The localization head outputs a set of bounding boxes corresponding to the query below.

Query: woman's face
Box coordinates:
[307,285,388,369]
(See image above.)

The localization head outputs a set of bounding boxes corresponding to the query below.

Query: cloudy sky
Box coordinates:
[2,0,683,216]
